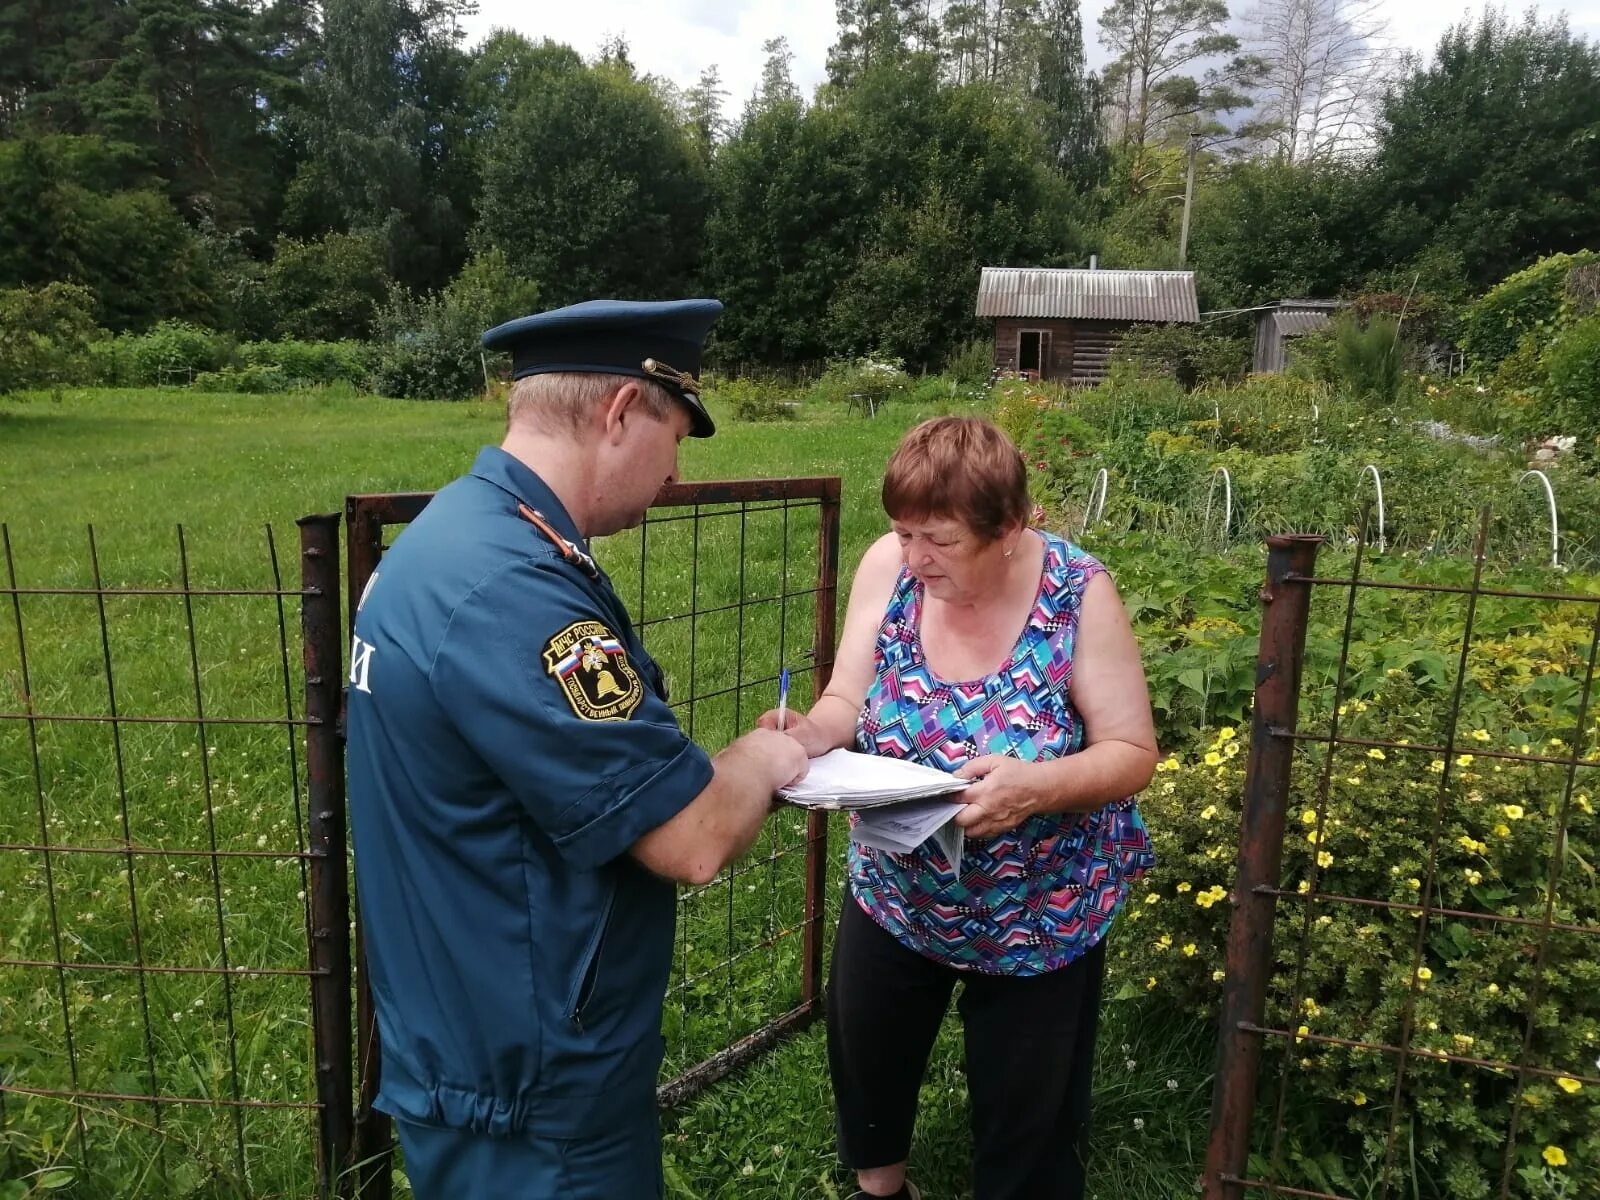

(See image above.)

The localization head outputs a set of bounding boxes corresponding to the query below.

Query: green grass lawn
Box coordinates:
[0,388,1210,1200]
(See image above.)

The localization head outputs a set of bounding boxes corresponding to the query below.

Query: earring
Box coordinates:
[1004,545,1014,559]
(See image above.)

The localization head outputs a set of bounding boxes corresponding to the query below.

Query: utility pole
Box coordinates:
[1178,132,1198,266]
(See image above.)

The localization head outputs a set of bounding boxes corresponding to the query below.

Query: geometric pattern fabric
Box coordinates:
[849,533,1156,974]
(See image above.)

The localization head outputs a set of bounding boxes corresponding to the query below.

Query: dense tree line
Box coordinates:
[1,0,1596,372]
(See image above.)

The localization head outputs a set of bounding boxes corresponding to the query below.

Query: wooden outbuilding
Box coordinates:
[977,265,1200,385]
[1252,299,1343,373]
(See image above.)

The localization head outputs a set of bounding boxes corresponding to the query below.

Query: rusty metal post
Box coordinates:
[801,480,842,1013]
[343,500,393,1200]
[299,515,354,1200]
[1203,534,1323,1200]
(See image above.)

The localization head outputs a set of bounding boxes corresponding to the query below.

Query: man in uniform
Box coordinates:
[344,298,808,1197]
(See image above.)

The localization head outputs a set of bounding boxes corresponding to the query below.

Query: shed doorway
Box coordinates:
[1018,329,1051,380]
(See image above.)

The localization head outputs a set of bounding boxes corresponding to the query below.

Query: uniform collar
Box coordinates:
[469,446,589,552]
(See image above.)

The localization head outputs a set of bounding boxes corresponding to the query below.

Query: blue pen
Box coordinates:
[777,668,790,732]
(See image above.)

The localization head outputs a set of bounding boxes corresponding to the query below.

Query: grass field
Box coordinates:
[0,388,1211,1200]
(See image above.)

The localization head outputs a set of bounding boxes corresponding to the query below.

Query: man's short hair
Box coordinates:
[882,416,1031,543]
[508,372,679,435]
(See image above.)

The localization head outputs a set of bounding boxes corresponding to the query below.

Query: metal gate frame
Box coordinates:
[1204,521,1600,1200]
[315,477,843,1199]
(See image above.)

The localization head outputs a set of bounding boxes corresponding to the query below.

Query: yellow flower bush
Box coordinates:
[1124,665,1600,1197]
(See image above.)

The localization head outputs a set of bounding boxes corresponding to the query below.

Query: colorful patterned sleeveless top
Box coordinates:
[849,532,1155,975]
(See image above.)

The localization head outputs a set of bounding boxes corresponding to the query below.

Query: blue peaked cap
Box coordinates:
[482,298,723,438]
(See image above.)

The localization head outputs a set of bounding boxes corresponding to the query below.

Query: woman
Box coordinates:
[761,417,1157,1200]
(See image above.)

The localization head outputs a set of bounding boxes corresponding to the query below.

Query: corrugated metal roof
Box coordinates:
[976,267,1199,323]
[1273,310,1334,337]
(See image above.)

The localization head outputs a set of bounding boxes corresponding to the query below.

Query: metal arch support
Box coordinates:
[1203,467,1233,545]
[1354,464,1386,552]
[1518,469,1560,568]
[1080,468,1109,537]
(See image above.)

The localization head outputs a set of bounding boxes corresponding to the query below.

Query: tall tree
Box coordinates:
[284,0,477,290]
[685,65,729,156]
[828,0,913,87]
[754,36,801,110]
[942,0,1048,87]
[1240,0,1392,164]
[707,57,1087,367]
[0,2,120,136]
[0,135,215,329]
[473,60,708,308]
[1371,10,1600,288]
[1187,158,1367,306]
[82,0,280,230]
[1032,0,1104,183]
[1097,0,1258,159]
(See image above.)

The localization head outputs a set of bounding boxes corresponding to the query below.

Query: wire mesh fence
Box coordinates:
[2,476,840,1199]
[1205,511,1600,1200]
[340,478,842,1198]
[0,521,343,1199]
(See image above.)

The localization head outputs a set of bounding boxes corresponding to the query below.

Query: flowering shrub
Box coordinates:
[1121,676,1600,1196]
[809,356,911,408]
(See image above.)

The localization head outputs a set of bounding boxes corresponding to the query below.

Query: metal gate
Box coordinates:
[322,477,843,1198]
[1204,519,1600,1199]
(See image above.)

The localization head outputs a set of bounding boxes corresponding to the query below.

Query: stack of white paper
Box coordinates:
[778,748,970,864]
[851,797,967,865]
[777,748,971,809]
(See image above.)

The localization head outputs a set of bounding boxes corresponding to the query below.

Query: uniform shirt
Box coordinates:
[849,533,1154,975]
[345,447,712,1140]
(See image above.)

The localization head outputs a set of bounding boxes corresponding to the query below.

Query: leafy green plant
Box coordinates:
[1129,681,1600,1197]
[0,282,103,394]
[236,340,373,388]
[113,320,230,386]
[1461,252,1600,372]
[941,336,994,386]
[261,231,391,342]
[808,356,911,408]
[191,364,291,394]
[1112,323,1250,387]
[1542,315,1600,452]
[371,250,540,402]
[712,377,799,422]
[1334,313,1403,406]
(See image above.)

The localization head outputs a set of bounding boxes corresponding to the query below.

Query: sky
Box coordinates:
[459,0,1600,116]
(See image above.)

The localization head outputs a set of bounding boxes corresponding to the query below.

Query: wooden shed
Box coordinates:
[1252,299,1343,374]
[977,266,1200,385]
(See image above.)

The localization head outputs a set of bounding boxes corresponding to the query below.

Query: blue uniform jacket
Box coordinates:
[345,447,713,1140]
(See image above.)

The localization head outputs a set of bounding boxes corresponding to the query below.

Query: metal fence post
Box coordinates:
[1203,534,1322,1200]
[300,514,354,1199]
[802,480,842,1013]
[344,499,394,1200]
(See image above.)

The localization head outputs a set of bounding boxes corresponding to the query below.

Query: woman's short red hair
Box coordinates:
[881,416,1030,543]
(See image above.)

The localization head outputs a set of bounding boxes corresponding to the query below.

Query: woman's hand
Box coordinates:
[755,708,832,759]
[953,755,1043,838]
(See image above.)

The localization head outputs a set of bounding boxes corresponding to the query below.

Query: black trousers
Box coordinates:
[826,895,1107,1200]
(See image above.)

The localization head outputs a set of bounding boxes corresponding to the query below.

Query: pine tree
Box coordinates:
[1032,0,1104,184]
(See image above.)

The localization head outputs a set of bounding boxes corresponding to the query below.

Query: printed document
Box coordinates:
[779,748,971,864]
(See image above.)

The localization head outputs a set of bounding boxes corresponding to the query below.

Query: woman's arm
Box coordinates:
[756,532,903,756]
[954,571,1159,838]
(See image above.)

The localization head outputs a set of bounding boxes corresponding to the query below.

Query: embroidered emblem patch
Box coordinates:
[541,620,643,721]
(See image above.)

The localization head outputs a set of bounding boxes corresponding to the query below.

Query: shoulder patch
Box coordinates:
[541,619,644,721]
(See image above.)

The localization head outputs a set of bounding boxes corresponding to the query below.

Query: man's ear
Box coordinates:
[600,380,643,443]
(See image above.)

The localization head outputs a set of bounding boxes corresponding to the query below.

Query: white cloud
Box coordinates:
[461,0,1600,116]
[461,0,836,114]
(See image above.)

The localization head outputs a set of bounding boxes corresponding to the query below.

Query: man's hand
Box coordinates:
[738,726,810,791]
[755,708,832,759]
[953,755,1041,839]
